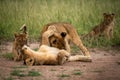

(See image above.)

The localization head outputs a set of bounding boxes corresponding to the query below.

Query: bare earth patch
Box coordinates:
[0,42,120,80]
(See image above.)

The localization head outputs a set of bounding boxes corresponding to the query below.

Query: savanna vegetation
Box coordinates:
[0,0,120,47]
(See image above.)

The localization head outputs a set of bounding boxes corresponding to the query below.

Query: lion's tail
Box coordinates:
[68,55,92,62]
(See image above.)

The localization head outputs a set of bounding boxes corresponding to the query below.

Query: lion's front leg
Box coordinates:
[12,48,21,61]
[41,30,54,46]
[72,37,91,57]
[68,55,92,62]
[71,36,92,62]
[41,25,57,46]
[65,39,71,53]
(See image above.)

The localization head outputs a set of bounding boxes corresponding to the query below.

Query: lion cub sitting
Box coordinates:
[12,24,27,61]
[84,13,115,39]
[22,45,70,66]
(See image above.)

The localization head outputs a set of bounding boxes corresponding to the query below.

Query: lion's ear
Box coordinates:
[111,13,115,17]
[14,32,18,38]
[20,24,27,34]
[103,13,107,17]
[103,13,107,16]
[61,32,66,38]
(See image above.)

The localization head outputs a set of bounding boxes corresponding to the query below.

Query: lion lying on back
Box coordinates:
[22,45,70,65]
[22,45,91,66]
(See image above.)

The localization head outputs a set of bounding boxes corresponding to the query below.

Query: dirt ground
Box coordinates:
[0,42,120,80]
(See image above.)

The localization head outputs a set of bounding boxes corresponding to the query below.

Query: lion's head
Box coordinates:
[103,13,115,24]
[14,33,27,48]
[49,32,67,50]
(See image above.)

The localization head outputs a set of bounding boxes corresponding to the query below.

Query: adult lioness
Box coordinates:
[40,22,91,59]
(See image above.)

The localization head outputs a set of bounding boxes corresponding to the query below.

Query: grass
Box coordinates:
[71,45,80,53]
[28,70,41,76]
[72,69,82,75]
[0,0,120,47]
[12,65,28,69]
[33,48,38,51]
[4,76,13,80]
[58,74,70,77]
[10,69,41,77]
[72,71,82,75]
[50,69,56,71]
[10,69,26,77]
[1,53,13,60]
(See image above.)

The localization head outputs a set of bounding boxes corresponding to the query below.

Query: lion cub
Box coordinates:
[22,45,70,66]
[12,33,27,61]
[84,13,115,39]
[40,22,91,58]
[22,45,92,66]
[12,24,27,61]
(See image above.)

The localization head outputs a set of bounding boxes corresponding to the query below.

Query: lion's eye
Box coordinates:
[53,39,57,44]
[30,59,33,62]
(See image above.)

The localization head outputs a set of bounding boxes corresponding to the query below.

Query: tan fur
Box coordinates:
[12,24,28,61]
[22,45,70,66]
[12,33,27,61]
[68,55,92,62]
[22,45,92,66]
[84,13,115,39]
[40,22,91,57]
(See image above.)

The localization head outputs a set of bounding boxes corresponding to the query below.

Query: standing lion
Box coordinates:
[40,22,91,61]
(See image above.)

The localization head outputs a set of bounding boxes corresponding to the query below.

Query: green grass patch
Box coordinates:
[1,53,13,60]
[10,69,26,77]
[72,71,82,75]
[72,69,82,75]
[12,65,28,69]
[4,76,13,80]
[50,69,56,71]
[71,45,79,53]
[58,74,70,77]
[10,69,41,77]
[33,48,38,51]
[28,70,41,76]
